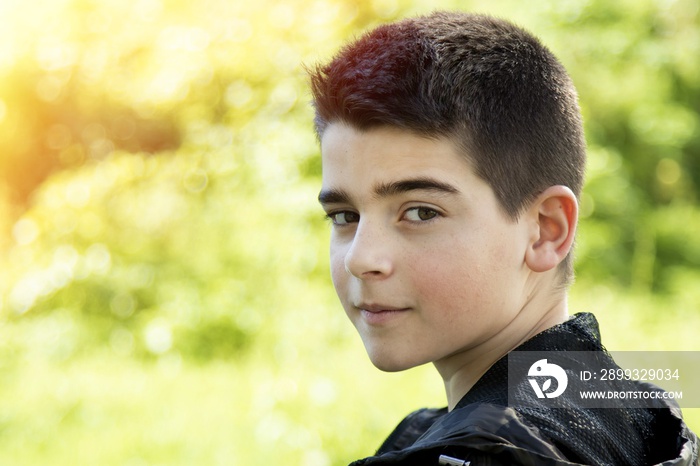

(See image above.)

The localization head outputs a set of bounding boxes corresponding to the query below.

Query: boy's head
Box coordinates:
[312,12,585,374]
[310,12,586,283]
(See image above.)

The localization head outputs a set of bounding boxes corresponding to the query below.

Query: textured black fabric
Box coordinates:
[375,408,447,454]
[357,403,582,465]
[351,313,699,466]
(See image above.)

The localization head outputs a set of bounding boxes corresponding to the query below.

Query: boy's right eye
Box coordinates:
[327,211,360,226]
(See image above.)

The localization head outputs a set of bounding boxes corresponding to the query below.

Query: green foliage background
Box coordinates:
[0,0,698,464]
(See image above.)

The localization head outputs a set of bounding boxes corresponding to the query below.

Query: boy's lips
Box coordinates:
[357,303,409,312]
[355,303,411,325]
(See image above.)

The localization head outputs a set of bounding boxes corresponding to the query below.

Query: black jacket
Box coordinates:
[350,313,699,466]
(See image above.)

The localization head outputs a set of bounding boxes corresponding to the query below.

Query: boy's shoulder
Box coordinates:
[365,402,575,465]
[360,400,697,466]
[353,314,699,465]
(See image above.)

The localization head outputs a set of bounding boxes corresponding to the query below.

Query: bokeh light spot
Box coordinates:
[183,169,208,193]
[225,80,253,109]
[144,319,173,355]
[35,75,64,102]
[110,327,135,357]
[12,218,40,245]
[65,181,91,208]
[226,19,253,42]
[85,243,111,275]
[657,158,681,185]
[111,293,136,319]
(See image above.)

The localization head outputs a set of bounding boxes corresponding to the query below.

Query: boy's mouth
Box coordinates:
[355,303,411,324]
[357,303,408,312]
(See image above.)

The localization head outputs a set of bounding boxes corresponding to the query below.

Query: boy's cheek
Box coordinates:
[329,251,349,295]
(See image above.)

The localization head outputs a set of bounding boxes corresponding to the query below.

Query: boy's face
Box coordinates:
[319,123,533,372]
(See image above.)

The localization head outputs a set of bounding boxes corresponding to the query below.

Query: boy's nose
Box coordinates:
[344,221,393,279]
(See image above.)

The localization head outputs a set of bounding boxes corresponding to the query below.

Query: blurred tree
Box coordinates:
[0,0,364,361]
[0,0,698,354]
[0,66,181,206]
[553,0,700,292]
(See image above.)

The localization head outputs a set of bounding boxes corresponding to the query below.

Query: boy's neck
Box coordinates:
[436,295,569,411]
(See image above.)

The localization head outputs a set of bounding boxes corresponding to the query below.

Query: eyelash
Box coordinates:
[403,206,440,222]
[324,211,359,226]
[324,207,441,226]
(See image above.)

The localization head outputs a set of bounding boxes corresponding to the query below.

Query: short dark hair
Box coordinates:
[309,11,586,283]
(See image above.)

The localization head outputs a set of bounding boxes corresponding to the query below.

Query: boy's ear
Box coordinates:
[524,185,578,273]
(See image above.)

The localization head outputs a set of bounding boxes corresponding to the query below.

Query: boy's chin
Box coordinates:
[366,350,423,373]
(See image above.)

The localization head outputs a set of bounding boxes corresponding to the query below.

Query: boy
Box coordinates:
[310,12,698,465]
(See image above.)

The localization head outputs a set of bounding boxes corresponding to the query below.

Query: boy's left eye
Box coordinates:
[403,207,439,222]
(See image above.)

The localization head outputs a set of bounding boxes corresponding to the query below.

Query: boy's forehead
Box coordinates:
[320,122,474,177]
[319,123,487,203]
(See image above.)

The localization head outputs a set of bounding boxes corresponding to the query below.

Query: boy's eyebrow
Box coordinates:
[318,177,460,205]
[373,177,460,198]
[317,188,351,206]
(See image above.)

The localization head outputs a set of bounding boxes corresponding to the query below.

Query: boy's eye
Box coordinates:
[329,211,360,225]
[404,207,439,222]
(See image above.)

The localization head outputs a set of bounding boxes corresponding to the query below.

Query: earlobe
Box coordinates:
[525,186,578,273]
